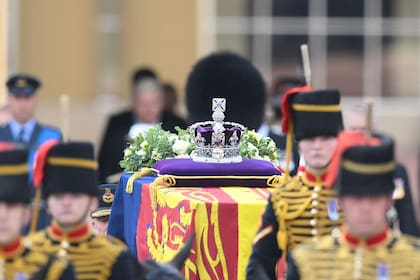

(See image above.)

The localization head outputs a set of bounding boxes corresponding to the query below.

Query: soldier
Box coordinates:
[0,147,74,279]
[1,74,62,178]
[287,131,420,279]
[0,73,62,231]
[28,141,135,280]
[90,184,116,235]
[345,104,419,236]
[247,87,344,279]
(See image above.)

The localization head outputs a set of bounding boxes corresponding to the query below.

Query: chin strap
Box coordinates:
[386,206,401,238]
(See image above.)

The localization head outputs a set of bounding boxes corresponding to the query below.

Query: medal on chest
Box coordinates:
[14,272,28,280]
[376,262,389,280]
[327,199,339,221]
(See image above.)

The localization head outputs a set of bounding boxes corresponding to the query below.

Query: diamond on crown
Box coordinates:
[190,98,246,163]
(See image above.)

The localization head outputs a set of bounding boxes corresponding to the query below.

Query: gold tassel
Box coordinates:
[30,188,42,234]
[125,168,152,193]
[284,121,294,180]
[267,175,289,188]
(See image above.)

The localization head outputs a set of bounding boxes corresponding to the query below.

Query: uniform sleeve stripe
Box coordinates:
[253,225,273,245]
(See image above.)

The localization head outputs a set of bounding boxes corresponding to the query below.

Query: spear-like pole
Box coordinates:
[300,44,312,87]
[60,94,70,142]
[364,98,373,145]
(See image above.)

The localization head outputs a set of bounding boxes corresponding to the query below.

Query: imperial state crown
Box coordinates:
[190,98,246,163]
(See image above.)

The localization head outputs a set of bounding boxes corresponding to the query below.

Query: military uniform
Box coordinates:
[247,88,344,279]
[91,184,116,220]
[288,230,420,279]
[28,141,135,280]
[0,237,74,280]
[29,222,133,280]
[247,170,344,279]
[1,74,62,182]
[287,132,420,280]
[2,74,62,232]
[0,148,74,280]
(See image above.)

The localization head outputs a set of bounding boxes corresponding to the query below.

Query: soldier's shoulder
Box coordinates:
[105,235,128,248]
[90,234,128,252]
[23,246,50,264]
[292,235,336,267]
[399,234,420,251]
[273,175,303,193]
[26,229,48,245]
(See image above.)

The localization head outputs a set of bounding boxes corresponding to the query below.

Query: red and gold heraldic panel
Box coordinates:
[137,183,272,280]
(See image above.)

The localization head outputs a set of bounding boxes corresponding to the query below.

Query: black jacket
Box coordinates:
[394,163,419,236]
[98,110,187,182]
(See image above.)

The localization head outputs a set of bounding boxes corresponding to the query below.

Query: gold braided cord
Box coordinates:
[284,121,293,179]
[272,184,313,255]
[30,188,42,234]
[342,159,395,174]
[292,235,420,279]
[29,232,124,280]
[292,103,342,112]
[0,163,28,175]
[150,174,283,188]
[0,247,72,280]
[47,157,98,170]
[125,168,152,193]
[90,209,111,218]
[267,175,291,188]
[271,176,343,256]
[2,252,44,279]
[45,258,69,280]
[150,175,177,188]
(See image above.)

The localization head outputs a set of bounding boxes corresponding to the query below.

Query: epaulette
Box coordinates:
[89,234,127,253]
[282,175,303,191]
[105,235,128,249]
[26,230,47,246]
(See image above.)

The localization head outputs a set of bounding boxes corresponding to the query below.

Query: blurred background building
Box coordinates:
[1,0,420,219]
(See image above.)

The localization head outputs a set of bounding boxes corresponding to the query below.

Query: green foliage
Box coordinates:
[239,130,280,165]
[120,126,281,172]
[119,125,176,171]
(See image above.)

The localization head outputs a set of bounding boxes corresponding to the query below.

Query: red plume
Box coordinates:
[33,140,60,188]
[281,86,313,133]
[323,130,381,188]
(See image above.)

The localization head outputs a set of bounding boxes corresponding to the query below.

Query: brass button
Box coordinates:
[311,193,319,199]
[310,219,316,226]
[311,209,318,215]
[311,229,317,235]
[61,241,69,249]
[332,228,340,238]
[311,200,319,206]
[314,186,321,192]
[58,249,67,257]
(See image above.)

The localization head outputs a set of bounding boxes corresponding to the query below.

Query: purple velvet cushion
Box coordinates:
[152,158,281,187]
